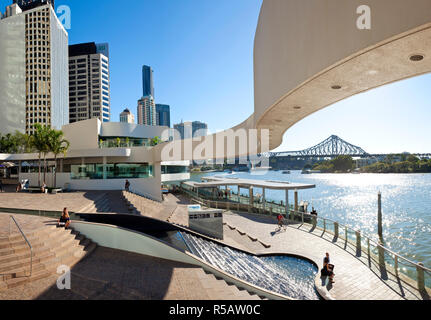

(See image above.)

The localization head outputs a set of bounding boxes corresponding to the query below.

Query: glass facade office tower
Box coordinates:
[156,104,170,127]
[142,65,154,98]
[69,42,110,123]
[0,3,68,135]
[174,121,208,140]
[137,96,157,126]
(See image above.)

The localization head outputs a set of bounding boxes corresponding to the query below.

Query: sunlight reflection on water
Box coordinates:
[192,171,431,269]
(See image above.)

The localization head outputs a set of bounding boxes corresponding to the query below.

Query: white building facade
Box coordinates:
[0,119,190,201]
[0,3,68,135]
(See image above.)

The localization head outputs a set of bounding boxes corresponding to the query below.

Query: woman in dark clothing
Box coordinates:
[322,252,335,283]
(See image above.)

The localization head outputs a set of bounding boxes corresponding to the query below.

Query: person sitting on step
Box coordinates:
[321,252,335,284]
[57,207,71,230]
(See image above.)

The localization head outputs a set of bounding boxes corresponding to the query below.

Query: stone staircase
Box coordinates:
[195,268,263,300]
[78,191,131,214]
[78,193,111,213]
[121,191,166,217]
[0,225,96,291]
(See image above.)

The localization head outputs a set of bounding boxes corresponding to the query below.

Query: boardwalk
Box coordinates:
[167,194,430,300]
[221,212,429,300]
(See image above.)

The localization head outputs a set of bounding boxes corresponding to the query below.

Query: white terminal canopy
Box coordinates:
[184,176,316,191]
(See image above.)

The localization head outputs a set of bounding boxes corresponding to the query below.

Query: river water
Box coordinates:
[191,170,431,272]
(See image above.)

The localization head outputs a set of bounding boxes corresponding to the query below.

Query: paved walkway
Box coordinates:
[0,189,105,213]
[1,246,259,300]
[221,212,429,300]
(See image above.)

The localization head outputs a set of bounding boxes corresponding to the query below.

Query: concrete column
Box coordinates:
[417,263,426,292]
[249,187,253,213]
[262,188,266,212]
[103,157,107,180]
[356,231,362,251]
[334,222,339,238]
[377,241,386,269]
[285,190,289,215]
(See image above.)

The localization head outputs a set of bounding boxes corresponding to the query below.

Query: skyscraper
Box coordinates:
[156,104,170,127]
[120,108,135,124]
[68,42,110,123]
[0,2,68,135]
[13,0,54,12]
[137,96,157,126]
[142,65,154,98]
[174,121,208,140]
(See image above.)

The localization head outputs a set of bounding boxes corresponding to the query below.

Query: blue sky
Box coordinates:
[2,0,430,154]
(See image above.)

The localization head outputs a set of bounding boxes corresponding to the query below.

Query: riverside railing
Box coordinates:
[287,209,431,292]
[180,187,431,293]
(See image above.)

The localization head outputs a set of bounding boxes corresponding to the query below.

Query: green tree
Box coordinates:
[31,124,51,187]
[47,129,70,188]
[407,155,419,163]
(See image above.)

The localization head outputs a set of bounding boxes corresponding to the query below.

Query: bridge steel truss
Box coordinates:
[263,136,431,159]
[265,135,369,158]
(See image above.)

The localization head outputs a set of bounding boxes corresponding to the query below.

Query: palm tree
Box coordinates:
[47,129,70,188]
[31,124,50,187]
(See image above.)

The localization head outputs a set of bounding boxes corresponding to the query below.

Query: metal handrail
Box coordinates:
[9,216,33,277]
[288,209,431,276]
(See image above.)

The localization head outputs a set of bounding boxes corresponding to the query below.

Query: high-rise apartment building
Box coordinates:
[142,65,154,98]
[120,108,135,124]
[137,96,157,126]
[68,42,110,123]
[156,104,170,127]
[0,2,68,135]
[174,121,208,140]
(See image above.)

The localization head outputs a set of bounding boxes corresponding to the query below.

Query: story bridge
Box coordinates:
[263,135,431,159]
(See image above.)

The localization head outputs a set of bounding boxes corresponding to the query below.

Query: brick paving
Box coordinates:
[0,246,259,300]
[0,189,105,213]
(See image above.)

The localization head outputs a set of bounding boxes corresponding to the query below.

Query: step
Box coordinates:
[0,227,73,249]
[0,231,74,260]
[0,225,60,245]
[0,233,84,274]
[2,237,93,280]
[0,225,57,243]
[4,269,52,289]
[44,242,96,272]
[3,238,95,280]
